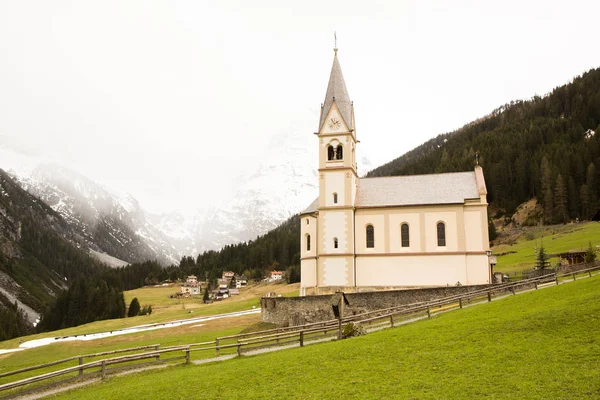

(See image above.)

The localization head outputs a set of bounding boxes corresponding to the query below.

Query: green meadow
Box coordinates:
[493,221,600,274]
[49,274,600,400]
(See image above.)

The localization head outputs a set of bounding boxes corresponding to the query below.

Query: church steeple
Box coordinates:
[319,49,354,132]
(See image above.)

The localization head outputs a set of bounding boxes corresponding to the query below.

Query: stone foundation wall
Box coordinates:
[261,285,492,326]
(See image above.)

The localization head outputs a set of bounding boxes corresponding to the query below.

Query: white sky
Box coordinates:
[1,0,599,215]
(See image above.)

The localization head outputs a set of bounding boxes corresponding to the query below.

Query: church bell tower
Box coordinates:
[314,47,358,290]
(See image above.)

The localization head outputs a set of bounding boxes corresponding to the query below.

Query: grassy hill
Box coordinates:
[492,221,600,275]
[49,274,600,399]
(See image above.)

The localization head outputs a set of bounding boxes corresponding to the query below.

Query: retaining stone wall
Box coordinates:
[261,285,492,326]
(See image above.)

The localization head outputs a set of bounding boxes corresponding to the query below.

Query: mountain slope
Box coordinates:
[12,164,180,265]
[0,169,110,337]
[368,67,600,221]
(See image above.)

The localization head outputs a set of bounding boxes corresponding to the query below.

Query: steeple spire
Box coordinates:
[319,47,353,132]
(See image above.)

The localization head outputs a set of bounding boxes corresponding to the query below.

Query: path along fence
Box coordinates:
[2,264,600,398]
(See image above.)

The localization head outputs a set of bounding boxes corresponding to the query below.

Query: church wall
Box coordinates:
[355,254,482,287]
[424,210,458,252]
[300,259,317,293]
[389,212,421,252]
[320,256,353,286]
[465,254,490,284]
[323,172,346,207]
[464,208,484,251]
[354,212,385,253]
[300,215,317,259]
[321,210,350,252]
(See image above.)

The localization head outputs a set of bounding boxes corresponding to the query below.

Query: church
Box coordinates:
[300,48,491,296]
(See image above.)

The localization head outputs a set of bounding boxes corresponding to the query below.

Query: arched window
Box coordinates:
[333,193,338,204]
[334,237,338,249]
[306,234,311,251]
[327,145,335,161]
[336,145,343,160]
[366,225,374,248]
[306,218,309,225]
[401,223,409,247]
[437,222,446,247]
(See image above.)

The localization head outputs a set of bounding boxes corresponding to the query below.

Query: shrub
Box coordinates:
[341,322,366,339]
[127,297,141,317]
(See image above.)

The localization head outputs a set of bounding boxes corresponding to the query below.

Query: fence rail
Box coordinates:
[2,263,599,396]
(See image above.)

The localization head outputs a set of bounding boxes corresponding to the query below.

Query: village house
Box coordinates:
[300,48,491,296]
[222,271,235,281]
[234,275,247,288]
[269,271,283,282]
[180,275,201,296]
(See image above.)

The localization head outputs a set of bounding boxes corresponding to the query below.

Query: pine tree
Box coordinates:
[127,297,141,317]
[540,157,553,223]
[580,184,590,219]
[536,245,550,271]
[586,163,597,218]
[554,174,568,223]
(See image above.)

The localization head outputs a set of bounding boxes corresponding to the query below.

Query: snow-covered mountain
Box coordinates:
[0,152,181,265]
[0,128,372,263]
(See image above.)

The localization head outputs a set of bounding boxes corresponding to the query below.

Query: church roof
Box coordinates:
[319,51,353,132]
[300,171,482,214]
[355,172,481,207]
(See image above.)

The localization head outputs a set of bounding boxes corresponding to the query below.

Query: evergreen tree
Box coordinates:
[535,245,550,271]
[540,157,553,223]
[554,174,568,223]
[127,297,141,317]
[585,242,597,263]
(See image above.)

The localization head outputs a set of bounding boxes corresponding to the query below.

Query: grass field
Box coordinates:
[0,281,299,382]
[48,274,600,399]
[493,221,600,274]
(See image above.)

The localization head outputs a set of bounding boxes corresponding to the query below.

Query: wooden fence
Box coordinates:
[2,264,599,397]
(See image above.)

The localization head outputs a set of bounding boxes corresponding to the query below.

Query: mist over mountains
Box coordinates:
[0,127,361,264]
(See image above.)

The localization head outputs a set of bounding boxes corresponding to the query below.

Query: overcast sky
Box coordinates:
[1,0,599,215]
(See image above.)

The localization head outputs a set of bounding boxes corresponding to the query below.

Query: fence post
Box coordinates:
[426,306,431,318]
[338,319,342,340]
[390,315,394,327]
[215,338,220,356]
[155,345,160,362]
[185,348,190,364]
[101,360,106,380]
[590,270,593,278]
[534,281,538,290]
[573,273,576,281]
[78,356,83,377]
[237,344,242,357]
[487,291,491,302]
[459,298,463,309]
[556,276,559,285]
[511,286,516,295]
[300,331,304,347]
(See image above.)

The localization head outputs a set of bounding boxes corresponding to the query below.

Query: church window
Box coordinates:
[307,234,311,251]
[327,145,335,160]
[366,225,374,248]
[336,145,343,160]
[306,218,309,225]
[401,223,409,247]
[334,237,338,249]
[437,222,446,247]
[333,193,338,204]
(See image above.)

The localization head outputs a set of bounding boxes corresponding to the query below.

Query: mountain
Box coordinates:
[6,162,180,266]
[0,168,111,338]
[368,67,600,223]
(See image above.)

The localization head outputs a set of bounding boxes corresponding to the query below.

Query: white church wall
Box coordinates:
[300,215,317,258]
[389,212,421,252]
[356,255,472,287]
[424,211,458,252]
[322,211,349,253]
[355,213,385,253]
[324,172,346,207]
[466,254,490,284]
[322,257,349,286]
[464,209,484,251]
[301,258,318,289]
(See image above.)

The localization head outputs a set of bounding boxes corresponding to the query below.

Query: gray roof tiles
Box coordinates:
[319,52,353,132]
[300,171,481,214]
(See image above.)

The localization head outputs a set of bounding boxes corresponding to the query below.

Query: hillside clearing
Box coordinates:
[49,275,600,399]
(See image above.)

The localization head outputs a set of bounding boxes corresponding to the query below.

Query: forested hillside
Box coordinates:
[368,67,600,222]
[0,170,129,338]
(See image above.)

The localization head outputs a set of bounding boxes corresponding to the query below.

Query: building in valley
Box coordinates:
[299,48,491,296]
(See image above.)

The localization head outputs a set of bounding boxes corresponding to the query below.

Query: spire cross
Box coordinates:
[334,31,338,53]
[475,151,480,166]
